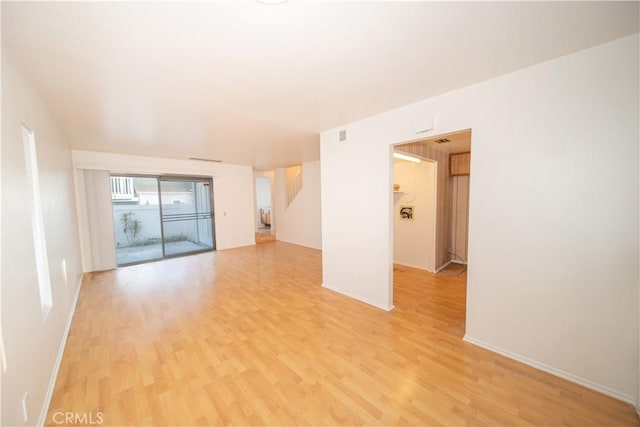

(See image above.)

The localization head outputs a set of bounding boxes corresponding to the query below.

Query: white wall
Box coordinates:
[393,159,436,272]
[72,150,256,270]
[321,35,639,402]
[274,160,322,249]
[1,51,84,426]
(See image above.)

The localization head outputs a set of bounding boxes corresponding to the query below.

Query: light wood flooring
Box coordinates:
[46,242,638,426]
[255,230,276,244]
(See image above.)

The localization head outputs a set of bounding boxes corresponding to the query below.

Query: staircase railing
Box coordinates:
[286,166,303,207]
[110,176,136,200]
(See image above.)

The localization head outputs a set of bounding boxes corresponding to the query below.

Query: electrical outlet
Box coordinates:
[21,391,29,422]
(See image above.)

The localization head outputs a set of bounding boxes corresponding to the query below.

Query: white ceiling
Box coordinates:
[3,1,638,170]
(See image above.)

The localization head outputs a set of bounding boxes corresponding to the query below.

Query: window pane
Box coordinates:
[111,176,163,265]
[22,124,53,318]
[160,179,215,257]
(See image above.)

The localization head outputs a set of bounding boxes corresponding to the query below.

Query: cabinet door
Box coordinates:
[450,152,470,176]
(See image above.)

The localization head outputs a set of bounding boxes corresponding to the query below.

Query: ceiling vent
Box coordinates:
[339,129,347,142]
[189,157,222,163]
[434,138,450,144]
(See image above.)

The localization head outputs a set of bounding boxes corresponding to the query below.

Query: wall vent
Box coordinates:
[435,138,450,144]
[339,129,347,142]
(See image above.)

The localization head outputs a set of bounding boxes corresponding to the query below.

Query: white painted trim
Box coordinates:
[393,262,436,274]
[216,242,256,251]
[321,283,394,312]
[275,237,321,251]
[38,274,84,427]
[436,259,454,272]
[463,335,635,405]
[435,259,467,273]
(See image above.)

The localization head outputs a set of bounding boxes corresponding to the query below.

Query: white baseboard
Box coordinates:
[217,241,256,250]
[436,259,467,272]
[38,274,84,427]
[463,335,635,405]
[436,260,453,272]
[321,283,394,312]
[275,237,321,251]
[393,262,436,273]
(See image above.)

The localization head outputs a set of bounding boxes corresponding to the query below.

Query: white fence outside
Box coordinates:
[112,204,213,248]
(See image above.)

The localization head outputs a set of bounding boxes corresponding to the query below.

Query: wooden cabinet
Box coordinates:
[450,151,470,176]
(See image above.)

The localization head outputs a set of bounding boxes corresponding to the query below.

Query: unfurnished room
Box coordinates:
[1,1,639,426]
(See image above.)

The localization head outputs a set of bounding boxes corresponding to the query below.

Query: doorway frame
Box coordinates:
[254,175,274,232]
[391,150,438,273]
[252,171,276,234]
[389,128,473,308]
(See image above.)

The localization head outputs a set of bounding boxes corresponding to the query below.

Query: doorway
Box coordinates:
[254,174,276,243]
[393,129,471,272]
[392,153,437,272]
[391,129,472,307]
[111,174,216,266]
[255,176,272,232]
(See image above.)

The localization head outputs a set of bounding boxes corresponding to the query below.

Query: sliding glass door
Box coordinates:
[111,175,215,266]
[112,176,163,265]
[160,178,215,257]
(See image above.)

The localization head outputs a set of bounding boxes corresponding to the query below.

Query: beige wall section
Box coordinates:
[393,160,437,271]
[397,143,453,270]
[274,161,322,249]
[285,165,302,190]
[1,51,84,426]
[451,175,470,262]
